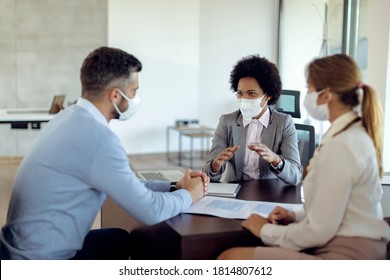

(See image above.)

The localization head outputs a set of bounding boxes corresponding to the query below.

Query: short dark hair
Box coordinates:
[229,55,282,105]
[80,46,142,99]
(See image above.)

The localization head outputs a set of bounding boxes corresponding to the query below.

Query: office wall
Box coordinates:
[0,0,107,155]
[108,0,201,154]
[108,0,277,154]
[198,0,278,129]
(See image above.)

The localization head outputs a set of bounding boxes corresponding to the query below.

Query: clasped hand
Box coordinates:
[241,206,296,238]
[176,169,209,202]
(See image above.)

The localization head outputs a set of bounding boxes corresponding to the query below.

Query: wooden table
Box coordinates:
[166,125,214,168]
[129,179,302,260]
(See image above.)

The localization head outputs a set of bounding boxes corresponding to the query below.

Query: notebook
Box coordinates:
[6,95,65,114]
[206,183,241,198]
[137,169,184,182]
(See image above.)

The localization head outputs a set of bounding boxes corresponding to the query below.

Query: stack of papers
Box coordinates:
[183,196,303,220]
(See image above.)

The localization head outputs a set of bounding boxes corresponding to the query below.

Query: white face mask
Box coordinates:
[112,90,141,121]
[303,90,329,121]
[238,95,267,120]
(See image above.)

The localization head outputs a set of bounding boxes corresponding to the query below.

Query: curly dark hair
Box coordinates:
[229,55,282,105]
[80,46,142,100]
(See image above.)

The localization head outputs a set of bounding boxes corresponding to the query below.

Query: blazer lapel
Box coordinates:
[259,109,277,175]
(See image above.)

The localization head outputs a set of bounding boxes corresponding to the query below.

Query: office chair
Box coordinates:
[294,123,315,167]
[274,90,301,118]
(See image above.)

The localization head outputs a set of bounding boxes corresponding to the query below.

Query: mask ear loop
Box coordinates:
[260,93,268,108]
[112,90,126,115]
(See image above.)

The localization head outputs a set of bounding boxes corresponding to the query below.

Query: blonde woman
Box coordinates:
[218,54,390,260]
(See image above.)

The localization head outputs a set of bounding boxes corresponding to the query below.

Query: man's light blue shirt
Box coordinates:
[0,101,191,259]
[76,97,108,128]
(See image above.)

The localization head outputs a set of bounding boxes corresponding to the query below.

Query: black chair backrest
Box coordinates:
[294,123,315,167]
[274,90,301,118]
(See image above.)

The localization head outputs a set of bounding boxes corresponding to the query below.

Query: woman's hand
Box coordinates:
[211,145,240,173]
[241,213,270,238]
[247,142,280,167]
[268,206,296,225]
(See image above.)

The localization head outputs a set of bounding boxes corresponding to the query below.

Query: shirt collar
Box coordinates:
[243,107,270,128]
[321,110,358,145]
[76,97,109,127]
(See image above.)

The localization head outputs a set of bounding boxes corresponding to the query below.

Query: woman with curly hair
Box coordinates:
[202,55,302,185]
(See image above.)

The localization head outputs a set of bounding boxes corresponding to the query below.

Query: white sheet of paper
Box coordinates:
[182,196,304,219]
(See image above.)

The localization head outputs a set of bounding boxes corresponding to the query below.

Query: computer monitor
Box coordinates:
[274,90,301,118]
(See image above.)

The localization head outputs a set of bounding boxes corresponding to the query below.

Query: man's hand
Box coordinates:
[176,169,209,193]
[180,169,208,202]
[189,170,209,193]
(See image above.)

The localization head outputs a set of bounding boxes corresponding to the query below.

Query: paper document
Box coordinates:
[206,183,241,198]
[183,196,303,219]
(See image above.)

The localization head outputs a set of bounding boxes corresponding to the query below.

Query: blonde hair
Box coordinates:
[307,54,384,177]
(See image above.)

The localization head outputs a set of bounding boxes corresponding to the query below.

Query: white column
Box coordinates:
[367,0,390,216]
[367,0,390,171]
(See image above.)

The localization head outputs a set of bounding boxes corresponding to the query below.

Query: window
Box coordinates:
[278,0,344,141]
